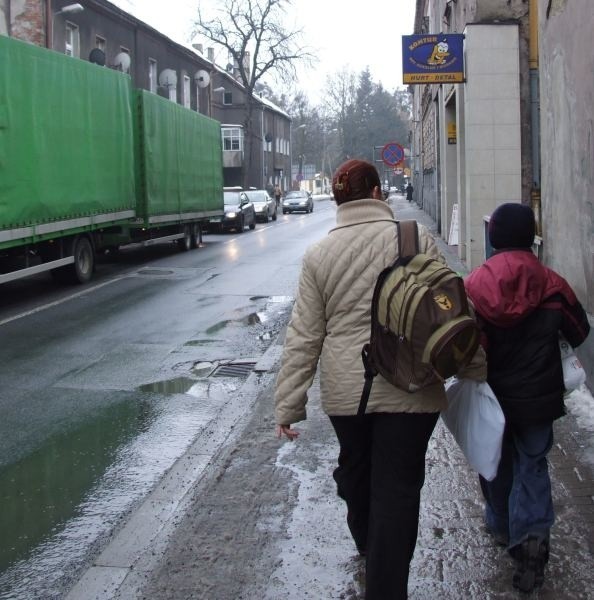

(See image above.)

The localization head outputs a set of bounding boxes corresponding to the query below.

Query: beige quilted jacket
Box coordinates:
[274,198,486,426]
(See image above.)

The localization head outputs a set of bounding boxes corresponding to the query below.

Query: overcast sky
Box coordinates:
[111,0,416,103]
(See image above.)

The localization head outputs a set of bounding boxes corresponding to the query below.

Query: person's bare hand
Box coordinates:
[275,424,300,441]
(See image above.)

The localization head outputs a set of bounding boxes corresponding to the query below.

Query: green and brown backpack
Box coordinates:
[358,220,479,416]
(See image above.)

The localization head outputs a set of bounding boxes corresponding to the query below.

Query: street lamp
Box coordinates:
[52,3,84,50]
[54,3,84,18]
[295,124,306,188]
[321,127,337,194]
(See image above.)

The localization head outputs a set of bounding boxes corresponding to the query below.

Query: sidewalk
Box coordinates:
[73,194,594,599]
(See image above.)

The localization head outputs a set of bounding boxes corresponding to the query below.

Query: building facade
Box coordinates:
[410,0,593,379]
[0,0,293,192]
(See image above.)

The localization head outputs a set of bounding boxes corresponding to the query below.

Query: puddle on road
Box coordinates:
[139,376,197,394]
[0,383,225,599]
[137,269,175,276]
[206,312,269,333]
[205,320,231,335]
[184,339,219,347]
[204,296,292,339]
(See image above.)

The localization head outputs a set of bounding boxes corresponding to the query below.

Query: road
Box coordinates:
[0,197,336,599]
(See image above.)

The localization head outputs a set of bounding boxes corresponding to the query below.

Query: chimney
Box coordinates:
[192,43,203,54]
[207,47,214,62]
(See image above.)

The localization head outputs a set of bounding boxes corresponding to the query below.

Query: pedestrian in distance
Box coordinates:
[274,158,486,599]
[274,184,282,207]
[405,182,414,202]
[464,203,590,593]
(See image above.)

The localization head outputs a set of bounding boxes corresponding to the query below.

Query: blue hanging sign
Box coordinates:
[402,34,465,84]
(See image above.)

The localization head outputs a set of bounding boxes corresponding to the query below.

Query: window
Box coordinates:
[95,36,106,51]
[222,127,243,151]
[65,22,80,57]
[183,75,191,108]
[223,91,233,105]
[148,59,157,94]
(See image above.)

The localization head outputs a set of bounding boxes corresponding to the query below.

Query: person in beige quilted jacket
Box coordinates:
[274,158,486,599]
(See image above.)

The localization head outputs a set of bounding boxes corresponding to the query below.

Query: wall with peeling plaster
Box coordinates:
[1,0,46,45]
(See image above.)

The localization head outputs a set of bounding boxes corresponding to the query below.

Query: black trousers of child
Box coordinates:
[330,411,439,600]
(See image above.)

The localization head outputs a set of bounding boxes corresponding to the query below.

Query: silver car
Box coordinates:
[244,189,277,222]
[282,190,313,214]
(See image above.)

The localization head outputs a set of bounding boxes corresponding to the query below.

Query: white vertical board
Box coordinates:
[448,203,459,245]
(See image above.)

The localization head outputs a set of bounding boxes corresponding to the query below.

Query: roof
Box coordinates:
[103,0,290,120]
[93,0,211,65]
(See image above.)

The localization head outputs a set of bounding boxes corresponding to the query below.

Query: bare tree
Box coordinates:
[322,68,357,164]
[193,0,314,188]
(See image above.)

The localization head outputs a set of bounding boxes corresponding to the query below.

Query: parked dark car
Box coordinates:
[282,190,313,214]
[209,189,256,232]
[245,189,277,222]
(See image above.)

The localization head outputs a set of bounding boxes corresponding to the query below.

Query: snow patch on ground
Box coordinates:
[267,432,362,599]
[565,383,594,466]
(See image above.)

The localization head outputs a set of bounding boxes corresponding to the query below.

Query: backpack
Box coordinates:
[358,220,480,416]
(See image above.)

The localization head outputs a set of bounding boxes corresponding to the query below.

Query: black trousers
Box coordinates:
[330,412,439,600]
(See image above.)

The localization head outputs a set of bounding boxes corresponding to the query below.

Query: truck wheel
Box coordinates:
[190,223,200,249]
[178,226,191,251]
[52,236,94,284]
[72,236,94,283]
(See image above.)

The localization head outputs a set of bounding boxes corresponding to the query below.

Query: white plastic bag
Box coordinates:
[559,336,586,392]
[442,378,505,481]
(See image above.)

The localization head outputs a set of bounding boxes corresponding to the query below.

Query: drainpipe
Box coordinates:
[529,0,541,234]
[46,0,53,48]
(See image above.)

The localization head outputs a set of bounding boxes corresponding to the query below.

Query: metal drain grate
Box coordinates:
[210,361,257,378]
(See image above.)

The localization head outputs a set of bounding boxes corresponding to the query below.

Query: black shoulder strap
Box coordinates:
[358,344,375,417]
[397,220,420,259]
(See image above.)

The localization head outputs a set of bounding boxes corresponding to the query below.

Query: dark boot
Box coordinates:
[512,536,549,593]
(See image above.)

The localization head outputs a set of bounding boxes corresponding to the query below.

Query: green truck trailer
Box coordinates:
[0,35,224,285]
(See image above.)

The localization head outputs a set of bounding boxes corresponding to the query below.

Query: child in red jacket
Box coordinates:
[465,203,590,593]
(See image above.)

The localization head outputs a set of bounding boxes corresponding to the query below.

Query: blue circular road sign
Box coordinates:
[381,142,405,167]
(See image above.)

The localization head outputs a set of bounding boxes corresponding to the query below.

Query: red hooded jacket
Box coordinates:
[465,250,589,424]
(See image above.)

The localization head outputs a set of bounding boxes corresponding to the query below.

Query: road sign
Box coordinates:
[381,142,405,167]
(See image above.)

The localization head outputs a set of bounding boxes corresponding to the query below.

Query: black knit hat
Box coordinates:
[488,203,536,249]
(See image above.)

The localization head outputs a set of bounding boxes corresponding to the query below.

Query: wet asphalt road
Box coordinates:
[0,199,337,599]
